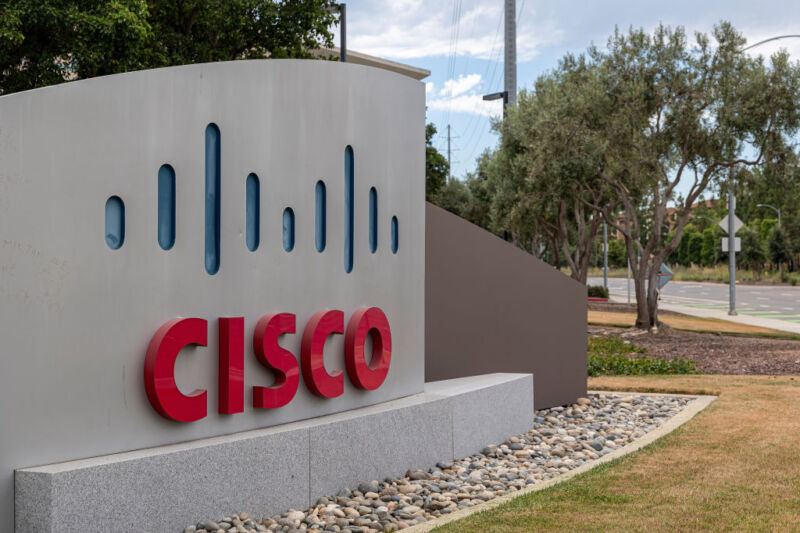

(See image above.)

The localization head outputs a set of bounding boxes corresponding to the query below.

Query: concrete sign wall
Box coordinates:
[425,203,587,408]
[0,60,425,529]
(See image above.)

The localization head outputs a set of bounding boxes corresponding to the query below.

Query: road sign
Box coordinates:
[718,214,744,234]
[658,263,673,290]
[722,237,741,252]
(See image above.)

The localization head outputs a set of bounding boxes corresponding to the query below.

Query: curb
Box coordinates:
[404,391,717,533]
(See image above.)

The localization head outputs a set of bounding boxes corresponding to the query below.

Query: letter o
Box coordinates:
[345,307,392,390]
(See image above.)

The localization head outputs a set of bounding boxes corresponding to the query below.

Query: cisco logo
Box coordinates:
[104,123,401,274]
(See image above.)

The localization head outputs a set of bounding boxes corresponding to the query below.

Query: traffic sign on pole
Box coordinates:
[657,263,673,290]
[721,237,741,253]
[718,214,744,235]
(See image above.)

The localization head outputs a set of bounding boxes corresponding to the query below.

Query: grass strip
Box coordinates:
[433,375,800,532]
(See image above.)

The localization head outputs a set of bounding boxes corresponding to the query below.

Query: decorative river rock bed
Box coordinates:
[184,392,692,533]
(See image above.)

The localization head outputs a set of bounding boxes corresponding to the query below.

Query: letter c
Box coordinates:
[301,310,344,398]
[144,318,208,422]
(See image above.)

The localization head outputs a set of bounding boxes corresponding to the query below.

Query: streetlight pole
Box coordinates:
[327,4,347,62]
[603,222,608,291]
[757,203,783,276]
[728,185,737,316]
[730,34,800,295]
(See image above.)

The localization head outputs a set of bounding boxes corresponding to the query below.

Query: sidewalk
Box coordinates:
[609,296,800,335]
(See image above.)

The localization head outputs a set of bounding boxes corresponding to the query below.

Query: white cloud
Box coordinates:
[342,0,564,62]
[425,81,435,95]
[440,73,482,97]
[427,92,503,118]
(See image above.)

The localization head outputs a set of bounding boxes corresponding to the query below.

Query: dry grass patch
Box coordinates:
[588,309,791,337]
[432,375,800,532]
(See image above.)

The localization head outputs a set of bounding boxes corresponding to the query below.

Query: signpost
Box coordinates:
[719,195,743,315]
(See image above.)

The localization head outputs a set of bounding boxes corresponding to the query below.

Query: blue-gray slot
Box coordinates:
[205,124,221,274]
[246,173,260,251]
[345,146,354,272]
[105,196,125,250]
[158,164,176,250]
[315,180,326,252]
[391,216,399,254]
[369,187,378,253]
[283,207,295,252]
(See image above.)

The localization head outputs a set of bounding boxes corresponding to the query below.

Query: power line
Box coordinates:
[459,8,503,158]
[444,0,463,127]
[464,0,524,167]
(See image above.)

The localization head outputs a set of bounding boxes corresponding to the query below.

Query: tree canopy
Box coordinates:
[430,21,800,329]
[425,123,448,200]
[0,0,337,94]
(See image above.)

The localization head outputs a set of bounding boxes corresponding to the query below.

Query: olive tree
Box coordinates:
[579,23,800,328]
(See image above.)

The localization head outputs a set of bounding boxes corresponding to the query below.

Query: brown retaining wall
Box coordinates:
[425,203,587,408]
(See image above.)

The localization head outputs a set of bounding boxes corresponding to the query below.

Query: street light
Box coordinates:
[743,35,800,52]
[756,203,783,275]
[694,215,717,225]
[483,91,509,118]
[326,3,346,62]
[756,203,781,227]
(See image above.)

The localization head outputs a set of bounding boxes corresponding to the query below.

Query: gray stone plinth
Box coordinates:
[15,373,533,532]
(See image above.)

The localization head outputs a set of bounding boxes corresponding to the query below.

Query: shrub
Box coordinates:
[587,285,609,298]
[587,336,698,376]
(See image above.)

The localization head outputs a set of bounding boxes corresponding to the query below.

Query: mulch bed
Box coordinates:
[589,324,800,375]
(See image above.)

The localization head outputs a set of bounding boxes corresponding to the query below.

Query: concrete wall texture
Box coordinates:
[16,374,533,532]
[0,60,425,530]
[425,203,587,408]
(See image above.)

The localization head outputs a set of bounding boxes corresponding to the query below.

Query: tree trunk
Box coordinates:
[633,270,650,328]
[646,266,660,329]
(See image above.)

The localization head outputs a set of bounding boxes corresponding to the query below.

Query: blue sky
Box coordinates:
[338,0,800,182]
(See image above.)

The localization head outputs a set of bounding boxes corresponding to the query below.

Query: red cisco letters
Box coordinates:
[144,307,391,422]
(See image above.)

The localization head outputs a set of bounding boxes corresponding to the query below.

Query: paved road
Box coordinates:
[588,277,800,324]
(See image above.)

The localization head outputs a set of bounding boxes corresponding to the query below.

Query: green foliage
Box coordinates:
[700,227,723,266]
[434,179,471,219]
[0,0,337,94]
[587,337,698,377]
[608,238,627,268]
[0,0,152,93]
[425,123,448,201]
[687,232,704,266]
[588,336,646,356]
[760,218,779,243]
[738,226,766,271]
[674,225,696,265]
[587,285,609,298]
[768,225,792,266]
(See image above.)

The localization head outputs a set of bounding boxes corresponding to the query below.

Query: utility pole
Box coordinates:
[447,124,451,184]
[504,0,517,107]
[728,175,737,315]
